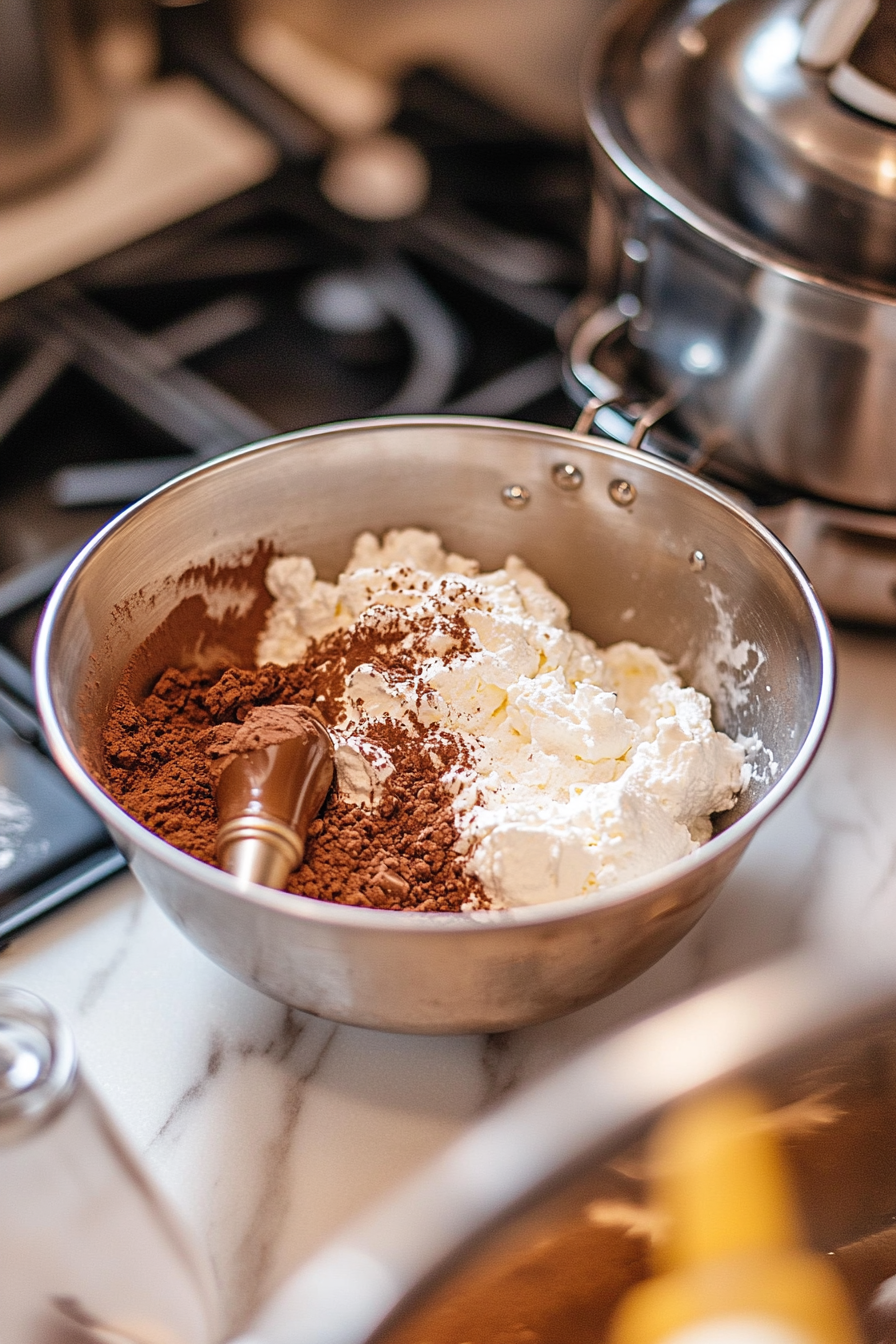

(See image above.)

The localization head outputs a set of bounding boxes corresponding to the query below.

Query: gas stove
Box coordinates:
[0,25,890,941]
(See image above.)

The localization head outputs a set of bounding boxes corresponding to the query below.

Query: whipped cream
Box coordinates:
[258,530,748,908]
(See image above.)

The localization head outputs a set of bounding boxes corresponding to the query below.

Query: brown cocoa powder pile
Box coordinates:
[102,606,488,912]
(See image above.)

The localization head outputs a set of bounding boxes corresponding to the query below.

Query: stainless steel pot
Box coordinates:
[577,0,896,512]
[34,416,833,1034]
[235,944,896,1344]
[0,0,110,201]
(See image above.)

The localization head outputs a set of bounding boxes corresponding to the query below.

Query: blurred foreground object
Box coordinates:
[231,950,896,1344]
[609,1088,862,1344]
[0,985,217,1344]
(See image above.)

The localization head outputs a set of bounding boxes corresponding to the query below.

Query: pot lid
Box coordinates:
[588,0,896,283]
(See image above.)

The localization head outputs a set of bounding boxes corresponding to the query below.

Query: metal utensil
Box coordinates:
[34,416,833,1033]
[215,708,335,888]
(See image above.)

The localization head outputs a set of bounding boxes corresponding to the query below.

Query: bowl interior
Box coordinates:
[41,418,828,837]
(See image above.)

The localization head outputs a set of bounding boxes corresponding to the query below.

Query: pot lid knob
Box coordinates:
[802,0,896,124]
[799,0,878,68]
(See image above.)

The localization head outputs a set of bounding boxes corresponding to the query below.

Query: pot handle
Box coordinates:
[798,0,877,68]
[564,296,689,452]
[565,294,639,406]
[573,384,686,450]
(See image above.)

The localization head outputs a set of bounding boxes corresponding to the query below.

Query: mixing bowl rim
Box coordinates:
[34,414,835,934]
[581,0,896,307]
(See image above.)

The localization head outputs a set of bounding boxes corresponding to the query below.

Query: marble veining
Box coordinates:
[2,628,895,1335]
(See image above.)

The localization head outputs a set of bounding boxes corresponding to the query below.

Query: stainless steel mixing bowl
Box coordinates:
[239,945,896,1344]
[34,416,833,1034]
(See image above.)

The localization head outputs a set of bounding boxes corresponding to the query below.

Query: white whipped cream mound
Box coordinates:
[258,529,748,909]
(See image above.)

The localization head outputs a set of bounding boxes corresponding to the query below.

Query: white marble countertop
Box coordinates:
[2,626,895,1337]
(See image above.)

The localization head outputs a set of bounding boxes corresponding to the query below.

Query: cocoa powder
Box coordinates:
[102,610,488,912]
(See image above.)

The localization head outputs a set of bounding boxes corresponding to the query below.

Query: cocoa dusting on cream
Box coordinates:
[102,603,488,912]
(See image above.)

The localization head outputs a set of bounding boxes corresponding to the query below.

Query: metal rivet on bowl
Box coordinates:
[551,462,583,492]
[689,549,707,572]
[502,483,530,509]
[608,479,636,507]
